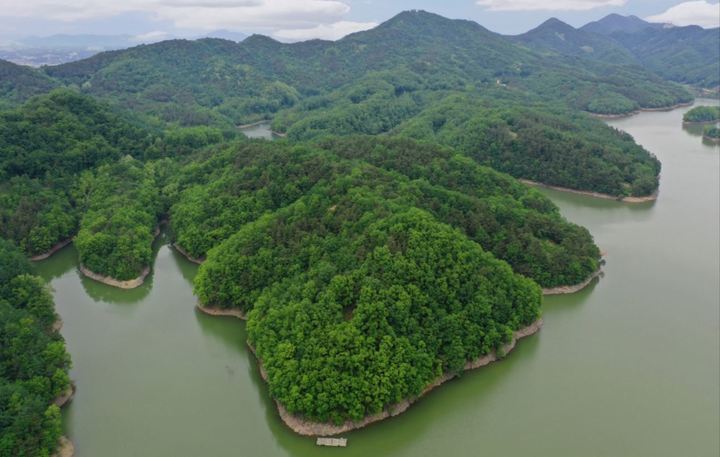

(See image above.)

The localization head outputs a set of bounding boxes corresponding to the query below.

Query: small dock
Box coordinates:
[316,437,347,447]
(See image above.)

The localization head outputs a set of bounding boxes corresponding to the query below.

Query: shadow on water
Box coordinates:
[32,242,77,280]
[681,123,706,138]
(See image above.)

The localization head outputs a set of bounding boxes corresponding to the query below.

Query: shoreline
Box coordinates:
[702,134,720,143]
[172,243,205,264]
[542,268,603,295]
[260,319,543,436]
[77,225,160,289]
[52,384,76,457]
[271,130,287,138]
[197,302,542,436]
[519,179,658,203]
[29,238,73,261]
[196,304,246,319]
[52,436,74,457]
[588,101,694,119]
[237,120,270,129]
[79,264,151,289]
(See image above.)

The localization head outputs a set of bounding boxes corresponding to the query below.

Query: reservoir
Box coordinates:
[35,100,719,456]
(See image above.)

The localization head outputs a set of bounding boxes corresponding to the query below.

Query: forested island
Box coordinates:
[0,8,717,447]
[703,125,720,143]
[683,106,720,123]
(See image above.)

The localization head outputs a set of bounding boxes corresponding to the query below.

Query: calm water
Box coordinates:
[35,100,719,456]
[239,121,279,140]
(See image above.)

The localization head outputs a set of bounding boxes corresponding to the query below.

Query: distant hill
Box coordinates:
[512,17,636,64]
[0,59,57,106]
[580,14,719,88]
[39,10,690,125]
[580,14,663,35]
[609,25,720,88]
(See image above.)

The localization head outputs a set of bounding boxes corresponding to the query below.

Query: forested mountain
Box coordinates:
[40,10,690,127]
[580,14,663,35]
[607,25,720,88]
[512,18,636,64]
[579,14,719,88]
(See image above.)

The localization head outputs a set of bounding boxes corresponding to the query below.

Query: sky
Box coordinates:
[0,0,717,43]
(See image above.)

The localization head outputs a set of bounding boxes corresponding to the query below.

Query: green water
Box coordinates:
[35,100,719,456]
[239,121,279,140]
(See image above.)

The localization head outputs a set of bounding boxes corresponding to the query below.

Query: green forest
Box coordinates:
[0,240,71,457]
[704,125,720,140]
[684,106,720,123]
[0,7,715,444]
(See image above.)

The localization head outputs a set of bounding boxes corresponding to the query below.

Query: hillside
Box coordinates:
[579,14,719,88]
[0,59,57,107]
[512,18,636,64]
[41,10,690,126]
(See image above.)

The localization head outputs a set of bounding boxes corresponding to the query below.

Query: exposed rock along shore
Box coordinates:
[519,179,658,203]
[198,302,542,436]
[542,268,603,295]
[79,264,151,289]
[29,239,73,261]
[588,101,694,119]
[172,243,205,264]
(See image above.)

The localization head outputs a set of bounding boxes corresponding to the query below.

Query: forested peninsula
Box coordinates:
[0,240,73,457]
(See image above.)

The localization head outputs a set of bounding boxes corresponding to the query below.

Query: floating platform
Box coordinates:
[316,437,347,447]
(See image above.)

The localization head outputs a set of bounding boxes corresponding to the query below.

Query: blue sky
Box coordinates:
[0,0,717,42]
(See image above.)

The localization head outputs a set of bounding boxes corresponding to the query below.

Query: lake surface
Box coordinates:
[36,100,719,456]
[239,121,279,140]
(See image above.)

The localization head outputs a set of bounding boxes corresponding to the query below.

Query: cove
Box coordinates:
[35,100,719,456]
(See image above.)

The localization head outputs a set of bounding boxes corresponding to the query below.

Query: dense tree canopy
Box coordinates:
[684,106,720,123]
[74,157,168,280]
[0,239,71,457]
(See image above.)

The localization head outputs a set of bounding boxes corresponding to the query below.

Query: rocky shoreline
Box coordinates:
[519,179,658,203]
[29,239,73,261]
[52,384,76,457]
[589,101,694,119]
[198,301,542,436]
[256,319,543,436]
[172,243,205,264]
[79,264,151,289]
[77,225,160,288]
[542,268,603,295]
[196,305,247,319]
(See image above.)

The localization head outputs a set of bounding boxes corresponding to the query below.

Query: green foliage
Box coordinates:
[74,157,164,280]
[0,177,78,256]
[197,191,541,422]
[0,89,152,181]
[0,239,70,457]
[0,60,57,107]
[684,106,720,123]
[174,137,599,288]
[392,95,660,196]
[704,125,720,139]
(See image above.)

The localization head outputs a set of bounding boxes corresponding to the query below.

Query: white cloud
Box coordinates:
[646,1,720,28]
[475,0,626,11]
[0,0,353,30]
[274,20,377,41]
